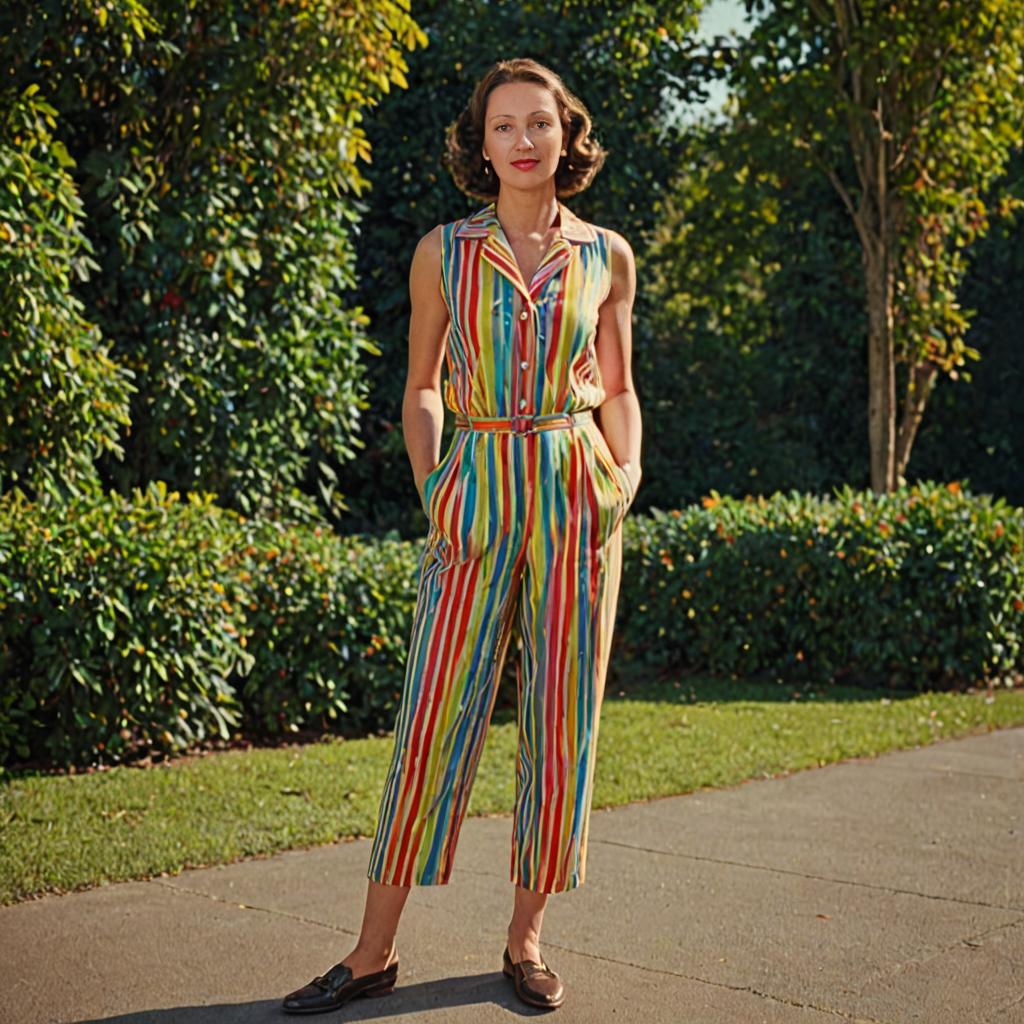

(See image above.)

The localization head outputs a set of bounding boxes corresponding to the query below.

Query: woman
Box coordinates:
[282,56,641,1015]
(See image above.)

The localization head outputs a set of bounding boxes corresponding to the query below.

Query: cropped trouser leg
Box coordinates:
[365,531,520,888]
[511,505,624,893]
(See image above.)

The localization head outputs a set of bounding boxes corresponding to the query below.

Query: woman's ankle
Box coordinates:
[360,939,397,960]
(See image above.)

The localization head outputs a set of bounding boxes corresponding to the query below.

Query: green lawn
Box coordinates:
[2,676,1022,905]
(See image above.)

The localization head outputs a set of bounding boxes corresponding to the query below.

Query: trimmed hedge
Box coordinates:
[1,479,1021,771]
[0,482,420,771]
[619,480,1023,689]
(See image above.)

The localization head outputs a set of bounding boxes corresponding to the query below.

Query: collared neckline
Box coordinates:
[454,199,597,244]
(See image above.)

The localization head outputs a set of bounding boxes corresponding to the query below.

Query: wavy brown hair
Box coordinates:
[443,58,607,202]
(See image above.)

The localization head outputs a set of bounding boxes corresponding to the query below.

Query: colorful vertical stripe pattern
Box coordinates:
[436,199,613,420]
[366,199,637,893]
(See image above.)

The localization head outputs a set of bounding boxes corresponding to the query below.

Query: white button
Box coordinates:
[519,310,528,320]
[520,360,528,369]
[518,398,527,409]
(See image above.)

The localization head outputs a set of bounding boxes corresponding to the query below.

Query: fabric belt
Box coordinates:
[453,410,594,435]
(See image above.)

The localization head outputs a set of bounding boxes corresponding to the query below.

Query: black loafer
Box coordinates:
[281,956,399,1015]
[503,944,565,1009]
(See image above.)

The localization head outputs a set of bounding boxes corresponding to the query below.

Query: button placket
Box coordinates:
[513,299,535,419]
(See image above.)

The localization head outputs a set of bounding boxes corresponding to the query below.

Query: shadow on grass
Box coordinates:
[478,651,995,732]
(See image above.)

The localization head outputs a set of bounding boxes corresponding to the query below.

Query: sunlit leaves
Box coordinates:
[0,481,423,767]
[1,0,427,524]
[0,83,136,504]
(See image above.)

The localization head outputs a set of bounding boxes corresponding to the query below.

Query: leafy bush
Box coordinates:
[0,83,134,502]
[619,480,1024,689]
[0,482,421,770]
[2,480,1021,771]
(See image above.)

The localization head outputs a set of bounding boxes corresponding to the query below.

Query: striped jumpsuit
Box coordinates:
[366,198,637,894]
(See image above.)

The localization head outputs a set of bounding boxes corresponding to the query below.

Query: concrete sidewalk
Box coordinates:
[3,726,1022,1024]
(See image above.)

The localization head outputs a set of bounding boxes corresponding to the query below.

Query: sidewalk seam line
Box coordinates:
[153,879,360,936]
[541,947,898,1023]
[591,838,1024,912]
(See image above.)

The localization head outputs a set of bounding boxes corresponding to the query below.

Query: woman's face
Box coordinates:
[482,81,564,193]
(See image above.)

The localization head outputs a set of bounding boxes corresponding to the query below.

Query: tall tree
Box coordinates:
[734,0,1024,491]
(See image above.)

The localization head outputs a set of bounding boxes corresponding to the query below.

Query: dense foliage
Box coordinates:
[2,480,1019,771]
[637,117,1024,513]
[0,0,425,520]
[0,482,422,770]
[0,83,134,501]
[619,480,1022,689]
[1,3,1021,777]
[731,0,1024,490]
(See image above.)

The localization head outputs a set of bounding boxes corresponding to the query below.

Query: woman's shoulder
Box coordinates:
[558,205,631,259]
[590,223,635,275]
[408,223,447,284]
[409,209,483,277]
[585,219,630,253]
[445,202,493,238]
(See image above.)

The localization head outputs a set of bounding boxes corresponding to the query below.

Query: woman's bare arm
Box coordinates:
[594,229,642,496]
[404,224,451,510]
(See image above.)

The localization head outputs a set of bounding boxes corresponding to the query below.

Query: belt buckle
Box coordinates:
[512,414,534,435]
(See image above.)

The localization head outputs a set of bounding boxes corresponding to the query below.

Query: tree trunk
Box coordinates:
[864,242,897,492]
[895,358,938,482]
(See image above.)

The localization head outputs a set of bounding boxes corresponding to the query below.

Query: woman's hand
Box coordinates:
[619,459,641,499]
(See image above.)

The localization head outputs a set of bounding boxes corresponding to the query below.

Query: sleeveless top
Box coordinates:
[437,199,613,420]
